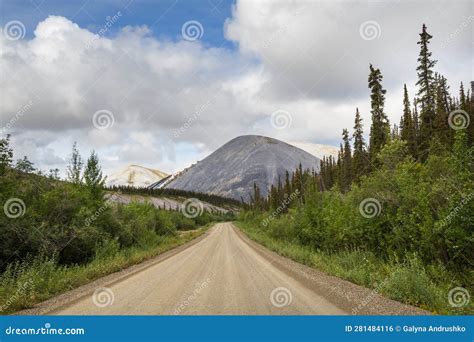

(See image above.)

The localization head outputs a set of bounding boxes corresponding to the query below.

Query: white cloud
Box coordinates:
[226,0,470,95]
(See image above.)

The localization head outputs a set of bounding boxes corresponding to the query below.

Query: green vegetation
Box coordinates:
[0,228,207,314]
[0,138,230,314]
[241,24,473,315]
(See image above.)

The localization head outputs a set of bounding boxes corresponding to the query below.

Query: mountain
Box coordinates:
[289,142,339,159]
[164,135,320,201]
[106,165,168,188]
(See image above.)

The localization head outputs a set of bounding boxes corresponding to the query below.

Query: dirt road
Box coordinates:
[34,222,426,315]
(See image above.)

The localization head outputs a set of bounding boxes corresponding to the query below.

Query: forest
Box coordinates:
[239,24,473,314]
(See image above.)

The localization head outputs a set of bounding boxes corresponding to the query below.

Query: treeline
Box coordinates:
[0,140,225,270]
[245,24,473,274]
[108,185,241,208]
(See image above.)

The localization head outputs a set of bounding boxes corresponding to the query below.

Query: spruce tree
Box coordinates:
[84,150,106,199]
[299,163,304,199]
[434,78,451,146]
[252,182,261,210]
[319,158,326,190]
[293,163,304,201]
[368,64,389,162]
[412,97,420,134]
[416,24,437,161]
[439,76,451,113]
[336,144,343,189]
[400,85,417,158]
[469,81,474,145]
[341,128,352,191]
[284,170,292,198]
[269,184,278,211]
[277,176,284,208]
[352,108,367,182]
[459,82,467,110]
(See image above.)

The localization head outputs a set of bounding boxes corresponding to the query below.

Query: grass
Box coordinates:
[0,225,211,314]
[234,220,473,315]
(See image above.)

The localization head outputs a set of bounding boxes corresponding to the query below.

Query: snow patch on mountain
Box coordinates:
[106,165,168,188]
[289,142,339,159]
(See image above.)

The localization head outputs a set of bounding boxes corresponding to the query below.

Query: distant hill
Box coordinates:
[164,135,320,201]
[106,165,168,188]
[289,142,339,159]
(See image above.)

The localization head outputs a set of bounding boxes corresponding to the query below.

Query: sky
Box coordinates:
[0,0,472,177]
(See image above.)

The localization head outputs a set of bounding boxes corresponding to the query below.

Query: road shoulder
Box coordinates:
[15,226,214,315]
[232,223,430,315]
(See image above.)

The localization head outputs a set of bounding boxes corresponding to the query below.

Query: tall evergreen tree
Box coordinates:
[412,97,420,135]
[284,170,292,198]
[84,151,106,199]
[269,184,279,211]
[459,82,467,110]
[277,176,284,207]
[434,77,451,146]
[416,24,437,161]
[84,151,105,188]
[293,163,304,201]
[400,84,417,158]
[341,128,352,192]
[319,158,326,190]
[469,81,474,145]
[368,64,389,161]
[252,182,262,210]
[336,144,343,189]
[439,76,451,113]
[352,108,367,182]
[67,142,83,184]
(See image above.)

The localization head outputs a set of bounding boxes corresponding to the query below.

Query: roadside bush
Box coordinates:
[382,254,443,310]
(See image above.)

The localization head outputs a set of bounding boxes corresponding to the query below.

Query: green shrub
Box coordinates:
[382,254,443,310]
